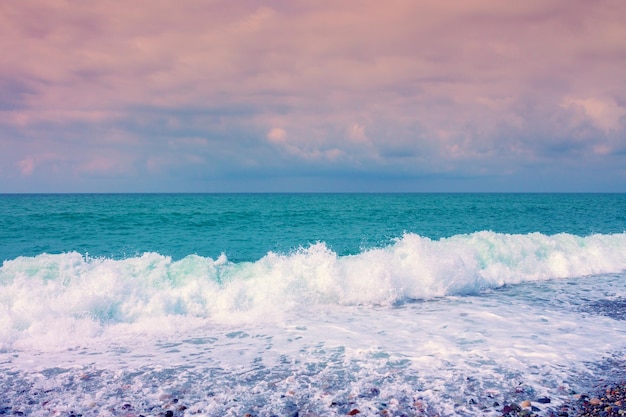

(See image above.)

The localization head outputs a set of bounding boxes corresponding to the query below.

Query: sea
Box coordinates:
[1,193,626,417]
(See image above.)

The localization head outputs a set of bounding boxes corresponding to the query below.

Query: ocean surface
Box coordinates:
[1,193,626,416]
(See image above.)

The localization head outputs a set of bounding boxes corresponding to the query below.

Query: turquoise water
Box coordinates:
[2,193,626,416]
[2,193,625,262]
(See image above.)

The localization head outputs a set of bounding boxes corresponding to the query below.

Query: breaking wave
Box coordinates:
[1,231,625,350]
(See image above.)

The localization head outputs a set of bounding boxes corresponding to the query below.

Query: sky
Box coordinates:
[1,0,626,193]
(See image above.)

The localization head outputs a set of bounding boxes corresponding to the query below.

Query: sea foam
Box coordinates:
[1,231,626,351]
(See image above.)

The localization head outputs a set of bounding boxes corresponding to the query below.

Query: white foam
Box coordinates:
[1,231,626,351]
[1,270,626,415]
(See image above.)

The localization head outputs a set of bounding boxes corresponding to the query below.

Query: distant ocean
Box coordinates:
[1,193,626,416]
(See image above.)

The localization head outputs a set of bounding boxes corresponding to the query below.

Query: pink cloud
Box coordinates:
[266,128,287,144]
[17,158,35,176]
[3,1,619,109]
[1,110,122,126]
[562,97,626,133]
[14,153,68,176]
[1,0,625,184]
[74,154,136,176]
[348,124,367,143]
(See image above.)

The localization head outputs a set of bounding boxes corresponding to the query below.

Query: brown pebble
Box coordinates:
[589,398,602,405]
[348,409,360,415]
[521,400,531,408]
[414,401,426,412]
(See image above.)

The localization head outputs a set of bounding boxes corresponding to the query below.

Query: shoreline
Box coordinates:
[1,372,626,416]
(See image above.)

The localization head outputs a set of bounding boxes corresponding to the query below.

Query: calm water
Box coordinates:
[2,193,625,262]
[1,193,626,416]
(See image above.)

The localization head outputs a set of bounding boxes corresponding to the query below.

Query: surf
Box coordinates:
[2,231,626,350]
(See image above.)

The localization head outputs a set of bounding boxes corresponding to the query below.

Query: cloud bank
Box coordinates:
[1,0,625,192]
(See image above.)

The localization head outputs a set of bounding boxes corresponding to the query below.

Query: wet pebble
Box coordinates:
[567,382,626,416]
[359,387,380,399]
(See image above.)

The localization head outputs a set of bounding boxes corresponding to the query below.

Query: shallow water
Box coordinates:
[1,270,626,416]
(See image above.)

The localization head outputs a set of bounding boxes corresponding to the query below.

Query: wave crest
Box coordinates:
[1,231,625,350]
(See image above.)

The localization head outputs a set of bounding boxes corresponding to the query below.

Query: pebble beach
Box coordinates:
[2,368,626,417]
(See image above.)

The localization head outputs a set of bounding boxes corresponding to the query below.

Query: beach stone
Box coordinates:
[521,400,532,408]
[590,398,602,405]
[537,397,551,404]
[283,400,299,417]
[359,387,380,398]
[348,409,360,415]
[510,403,522,412]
